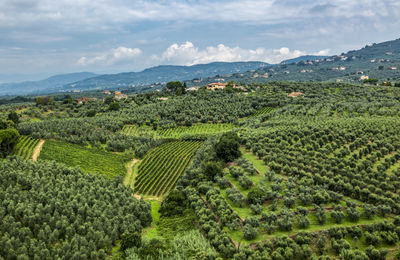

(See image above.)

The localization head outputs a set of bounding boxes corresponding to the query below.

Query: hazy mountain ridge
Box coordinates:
[0,72,97,96]
[63,62,270,91]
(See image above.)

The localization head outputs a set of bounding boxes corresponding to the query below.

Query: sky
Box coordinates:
[0,0,399,81]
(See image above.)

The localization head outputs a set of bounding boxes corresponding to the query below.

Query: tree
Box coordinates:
[108,102,120,111]
[159,190,188,217]
[243,224,257,240]
[7,112,19,124]
[0,128,20,157]
[204,161,222,181]
[120,230,142,251]
[166,81,184,94]
[35,96,54,106]
[215,132,241,162]
[247,187,265,205]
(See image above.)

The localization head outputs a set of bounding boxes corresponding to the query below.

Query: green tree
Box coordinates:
[7,112,19,124]
[108,102,120,111]
[215,132,241,162]
[0,128,20,157]
[120,230,142,251]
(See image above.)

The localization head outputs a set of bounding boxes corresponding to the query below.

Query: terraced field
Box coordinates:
[134,140,203,196]
[12,136,39,160]
[39,140,131,177]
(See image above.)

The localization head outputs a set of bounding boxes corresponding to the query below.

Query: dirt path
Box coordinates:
[31,140,45,161]
[123,159,139,187]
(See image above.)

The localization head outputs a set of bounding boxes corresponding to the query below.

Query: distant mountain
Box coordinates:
[280,55,329,64]
[0,72,97,96]
[195,38,400,85]
[64,62,269,91]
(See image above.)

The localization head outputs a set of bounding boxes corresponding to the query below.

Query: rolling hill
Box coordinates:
[63,61,269,91]
[188,38,400,85]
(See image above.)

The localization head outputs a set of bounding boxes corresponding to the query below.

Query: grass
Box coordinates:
[142,200,162,240]
[39,140,132,178]
[240,147,268,174]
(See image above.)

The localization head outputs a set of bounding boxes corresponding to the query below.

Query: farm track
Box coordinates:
[32,140,45,161]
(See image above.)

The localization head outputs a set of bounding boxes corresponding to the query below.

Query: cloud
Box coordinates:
[77,46,141,66]
[153,41,329,65]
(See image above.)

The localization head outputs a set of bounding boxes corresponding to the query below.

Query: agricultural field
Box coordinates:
[39,140,132,177]
[250,107,275,117]
[12,135,39,160]
[179,117,400,259]
[133,140,203,196]
[122,123,235,139]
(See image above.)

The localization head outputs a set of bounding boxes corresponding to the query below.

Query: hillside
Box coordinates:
[3,82,400,258]
[280,55,329,64]
[63,61,269,91]
[0,72,97,96]
[189,38,400,85]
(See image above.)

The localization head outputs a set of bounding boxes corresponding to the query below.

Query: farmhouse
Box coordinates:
[207,82,227,90]
[77,97,97,104]
[114,91,128,99]
[391,66,397,70]
[103,90,111,95]
[360,75,369,81]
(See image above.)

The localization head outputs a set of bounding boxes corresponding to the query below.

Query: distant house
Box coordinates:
[339,66,346,71]
[288,92,304,98]
[103,90,111,95]
[114,91,128,99]
[187,86,200,91]
[252,73,259,78]
[207,83,227,90]
[391,66,397,70]
[261,73,269,78]
[332,67,339,71]
[157,97,169,101]
[360,75,369,81]
[78,97,97,104]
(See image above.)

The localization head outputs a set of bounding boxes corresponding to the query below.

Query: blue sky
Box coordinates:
[0,0,399,81]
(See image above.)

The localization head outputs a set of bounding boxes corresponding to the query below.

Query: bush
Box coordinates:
[243,224,258,240]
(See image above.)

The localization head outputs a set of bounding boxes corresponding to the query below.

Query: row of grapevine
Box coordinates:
[122,123,234,139]
[250,107,275,117]
[157,123,234,138]
[12,135,39,160]
[134,140,203,196]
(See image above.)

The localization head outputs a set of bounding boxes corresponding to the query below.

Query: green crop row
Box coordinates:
[134,140,202,196]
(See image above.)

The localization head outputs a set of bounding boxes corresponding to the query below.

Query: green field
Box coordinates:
[122,123,234,139]
[12,136,39,160]
[39,140,132,177]
[134,140,203,196]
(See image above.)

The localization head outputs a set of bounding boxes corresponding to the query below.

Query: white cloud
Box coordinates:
[78,46,141,66]
[153,41,328,65]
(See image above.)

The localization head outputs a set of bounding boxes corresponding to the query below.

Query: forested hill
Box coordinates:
[63,61,269,92]
[189,38,400,85]
[0,72,97,96]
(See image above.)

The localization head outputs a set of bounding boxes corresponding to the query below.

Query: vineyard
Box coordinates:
[250,107,275,117]
[157,123,234,138]
[12,135,39,160]
[39,140,132,177]
[134,140,203,196]
[122,123,235,139]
